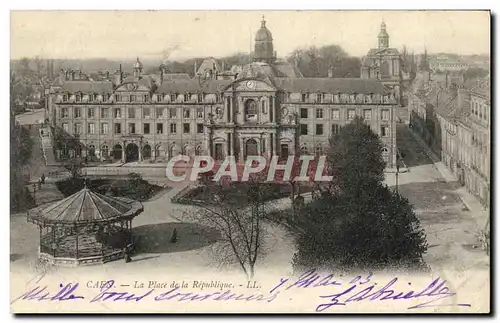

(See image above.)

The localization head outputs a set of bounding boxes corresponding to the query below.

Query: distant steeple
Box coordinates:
[378,20,389,49]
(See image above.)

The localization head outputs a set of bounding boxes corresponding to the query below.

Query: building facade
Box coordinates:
[47,18,399,168]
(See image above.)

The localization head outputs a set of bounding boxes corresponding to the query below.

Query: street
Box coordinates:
[385,124,489,272]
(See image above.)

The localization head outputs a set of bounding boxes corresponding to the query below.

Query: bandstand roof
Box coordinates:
[27,188,143,227]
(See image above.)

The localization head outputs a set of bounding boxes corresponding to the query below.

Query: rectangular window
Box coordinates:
[381,109,390,120]
[316,108,324,119]
[100,123,109,134]
[171,93,177,102]
[156,108,164,118]
[197,123,204,134]
[170,108,177,118]
[87,108,95,118]
[363,109,372,120]
[381,125,389,137]
[183,108,190,119]
[74,108,81,118]
[128,108,135,118]
[300,108,308,118]
[144,123,150,134]
[170,123,177,134]
[114,123,121,134]
[331,124,340,135]
[63,94,68,102]
[88,123,95,134]
[75,94,81,102]
[130,95,136,102]
[317,93,324,103]
[300,124,308,135]
[114,108,121,118]
[316,124,324,135]
[101,108,109,118]
[197,107,204,119]
[129,123,136,134]
[332,109,340,119]
[156,123,163,134]
[348,109,355,119]
[183,123,190,134]
[143,108,151,118]
[301,93,308,102]
[74,123,82,135]
[157,94,163,102]
[61,108,69,118]
[62,123,69,132]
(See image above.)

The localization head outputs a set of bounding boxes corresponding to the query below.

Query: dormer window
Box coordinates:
[317,93,324,103]
[171,93,177,102]
[75,94,81,102]
[301,93,308,102]
[157,94,163,102]
[63,94,68,102]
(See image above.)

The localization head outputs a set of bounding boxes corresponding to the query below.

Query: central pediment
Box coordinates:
[224,78,276,92]
[115,82,150,92]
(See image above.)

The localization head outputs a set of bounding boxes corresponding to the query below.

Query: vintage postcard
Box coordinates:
[9,10,491,313]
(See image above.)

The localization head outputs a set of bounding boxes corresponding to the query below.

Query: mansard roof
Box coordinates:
[157,79,232,94]
[273,78,387,94]
[61,80,114,94]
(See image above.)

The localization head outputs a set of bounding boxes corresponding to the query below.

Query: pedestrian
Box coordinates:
[38,179,42,190]
[124,249,132,263]
[41,173,45,184]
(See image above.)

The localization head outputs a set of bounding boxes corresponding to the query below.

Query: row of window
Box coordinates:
[61,93,222,103]
[60,107,205,119]
[299,123,390,137]
[471,100,489,122]
[61,122,205,136]
[299,107,391,120]
[295,92,394,104]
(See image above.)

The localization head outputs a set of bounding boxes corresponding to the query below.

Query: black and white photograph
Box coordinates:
[8,9,491,313]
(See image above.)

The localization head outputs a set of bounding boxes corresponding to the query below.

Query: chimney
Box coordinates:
[328,65,333,78]
[194,60,197,76]
[160,65,165,84]
[115,64,123,86]
[70,70,76,81]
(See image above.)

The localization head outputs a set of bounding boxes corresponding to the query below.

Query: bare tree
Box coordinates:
[184,178,270,280]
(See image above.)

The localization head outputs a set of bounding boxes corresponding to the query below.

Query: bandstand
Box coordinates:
[27,186,143,266]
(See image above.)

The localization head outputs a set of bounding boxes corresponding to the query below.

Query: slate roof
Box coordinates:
[27,188,143,227]
[273,78,387,94]
[61,81,114,94]
[157,79,232,93]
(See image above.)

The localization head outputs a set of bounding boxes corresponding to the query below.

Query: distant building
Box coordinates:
[46,18,399,168]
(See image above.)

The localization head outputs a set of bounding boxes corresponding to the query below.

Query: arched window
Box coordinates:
[315,145,323,157]
[245,99,258,122]
[143,144,152,159]
[113,144,122,160]
[195,145,202,156]
[300,146,309,155]
[382,147,389,154]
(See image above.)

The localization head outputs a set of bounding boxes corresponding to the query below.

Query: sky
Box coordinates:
[10,10,490,61]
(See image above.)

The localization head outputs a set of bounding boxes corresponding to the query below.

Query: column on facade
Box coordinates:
[266,134,271,159]
[239,136,244,162]
[237,97,243,123]
[230,132,235,157]
[205,127,211,156]
[273,134,278,157]
[270,96,275,123]
[257,139,261,156]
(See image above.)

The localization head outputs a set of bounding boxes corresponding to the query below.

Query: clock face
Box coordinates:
[126,83,137,91]
[246,81,255,89]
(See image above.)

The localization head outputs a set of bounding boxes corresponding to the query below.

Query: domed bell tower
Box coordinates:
[378,21,389,49]
[254,16,276,64]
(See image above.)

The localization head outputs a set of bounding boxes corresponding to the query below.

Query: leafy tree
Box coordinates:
[292,116,428,273]
[327,116,386,197]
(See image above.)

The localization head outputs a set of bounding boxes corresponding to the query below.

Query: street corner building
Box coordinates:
[43,19,402,169]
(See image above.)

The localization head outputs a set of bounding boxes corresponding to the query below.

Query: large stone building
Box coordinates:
[46,18,399,168]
